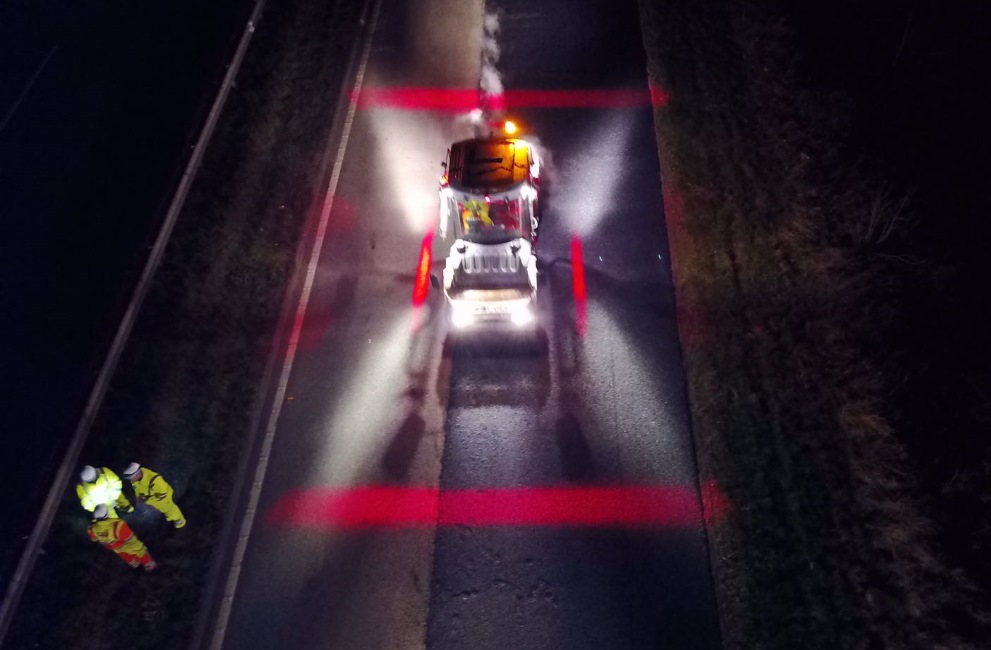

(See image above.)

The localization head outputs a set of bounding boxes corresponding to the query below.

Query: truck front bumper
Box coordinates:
[447,296,536,330]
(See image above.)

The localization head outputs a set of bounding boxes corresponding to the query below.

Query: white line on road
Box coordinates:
[207,0,383,647]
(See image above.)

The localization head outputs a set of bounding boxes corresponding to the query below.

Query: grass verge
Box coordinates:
[638,0,991,647]
[6,1,363,647]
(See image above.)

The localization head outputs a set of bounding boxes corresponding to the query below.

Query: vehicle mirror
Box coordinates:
[429,274,441,290]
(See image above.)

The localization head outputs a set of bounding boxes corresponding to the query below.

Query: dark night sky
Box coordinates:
[0,0,249,582]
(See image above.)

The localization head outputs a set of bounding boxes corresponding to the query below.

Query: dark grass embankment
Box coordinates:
[773,0,991,606]
[6,1,362,647]
[639,0,991,647]
[731,0,991,608]
[0,0,250,589]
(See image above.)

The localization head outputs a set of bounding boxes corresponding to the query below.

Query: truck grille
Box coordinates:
[463,251,520,274]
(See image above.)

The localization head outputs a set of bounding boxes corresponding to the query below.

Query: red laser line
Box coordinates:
[354,87,670,111]
[412,231,433,307]
[266,485,718,529]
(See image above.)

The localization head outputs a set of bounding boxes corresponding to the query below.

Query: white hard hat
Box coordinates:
[123,462,141,479]
[93,504,109,520]
[80,466,98,483]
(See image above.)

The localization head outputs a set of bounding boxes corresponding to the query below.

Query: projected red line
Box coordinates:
[571,235,588,337]
[355,88,669,111]
[266,485,715,529]
[411,231,433,307]
[442,486,699,526]
[356,88,479,111]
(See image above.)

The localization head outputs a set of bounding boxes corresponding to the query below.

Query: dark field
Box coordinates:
[755,0,991,609]
[781,0,991,601]
[641,0,991,646]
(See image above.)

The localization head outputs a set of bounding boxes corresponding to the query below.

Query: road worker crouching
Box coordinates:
[87,504,157,570]
[123,462,186,528]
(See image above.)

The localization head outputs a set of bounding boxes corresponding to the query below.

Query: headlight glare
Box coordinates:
[451,308,474,328]
[511,305,534,326]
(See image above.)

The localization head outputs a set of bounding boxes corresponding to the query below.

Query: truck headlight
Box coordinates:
[451,307,474,328]
[511,305,534,326]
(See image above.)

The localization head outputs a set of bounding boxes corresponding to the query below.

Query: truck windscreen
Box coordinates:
[458,198,522,243]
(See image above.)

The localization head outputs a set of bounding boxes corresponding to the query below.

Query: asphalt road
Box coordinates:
[212,0,721,647]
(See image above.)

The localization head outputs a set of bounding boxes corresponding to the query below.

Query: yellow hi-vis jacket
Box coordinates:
[461,200,493,228]
[131,467,185,526]
[130,468,175,504]
[76,467,130,514]
[87,518,146,557]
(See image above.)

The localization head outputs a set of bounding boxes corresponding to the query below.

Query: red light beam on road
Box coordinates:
[356,87,479,111]
[441,486,698,527]
[702,479,730,526]
[354,87,670,111]
[570,235,588,337]
[412,231,433,307]
[270,486,439,528]
[648,83,671,108]
[266,485,720,529]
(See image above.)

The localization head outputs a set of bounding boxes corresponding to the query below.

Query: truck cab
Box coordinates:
[438,133,541,332]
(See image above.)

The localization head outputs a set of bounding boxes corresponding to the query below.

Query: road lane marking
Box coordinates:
[209,0,383,647]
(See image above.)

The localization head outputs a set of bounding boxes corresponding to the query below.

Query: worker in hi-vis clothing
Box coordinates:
[76,465,133,517]
[87,504,157,570]
[123,462,186,528]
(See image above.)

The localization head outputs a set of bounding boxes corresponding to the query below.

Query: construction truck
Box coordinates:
[436,122,542,335]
